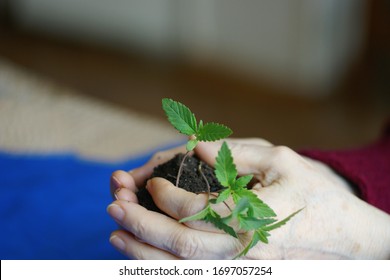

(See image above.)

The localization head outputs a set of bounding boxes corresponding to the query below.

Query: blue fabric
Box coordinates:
[0,146,179,260]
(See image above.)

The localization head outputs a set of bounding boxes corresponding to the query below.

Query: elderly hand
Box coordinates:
[107,139,390,259]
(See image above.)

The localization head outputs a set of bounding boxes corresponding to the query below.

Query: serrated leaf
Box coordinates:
[198,120,204,130]
[214,142,237,187]
[231,197,250,217]
[238,217,277,231]
[235,229,270,259]
[197,122,232,142]
[235,236,256,258]
[186,139,198,151]
[179,205,210,223]
[179,205,238,238]
[234,188,276,218]
[162,98,197,136]
[234,175,253,189]
[257,228,271,243]
[215,188,231,204]
[205,209,237,238]
[262,208,304,232]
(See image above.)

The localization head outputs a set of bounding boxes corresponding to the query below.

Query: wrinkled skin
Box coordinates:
[107,138,390,259]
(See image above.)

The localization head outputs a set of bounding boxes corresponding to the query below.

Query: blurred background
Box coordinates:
[1,0,389,153]
[0,0,389,260]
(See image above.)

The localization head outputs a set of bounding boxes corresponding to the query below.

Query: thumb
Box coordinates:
[195,139,295,184]
[146,177,229,232]
[195,139,272,174]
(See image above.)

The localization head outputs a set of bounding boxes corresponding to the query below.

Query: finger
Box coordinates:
[130,145,187,187]
[110,230,179,260]
[225,137,273,147]
[147,177,253,234]
[107,201,242,259]
[146,178,232,232]
[107,201,187,255]
[114,187,138,203]
[196,140,298,186]
[146,177,207,218]
[195,140,273,175]
[111,170,138,193]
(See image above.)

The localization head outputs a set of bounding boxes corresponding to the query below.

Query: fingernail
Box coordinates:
[114,188,123,200]
[111,176,122,190]
[145,179,152,190]
[114,188,132,201]
[110,235,126,251]
[107,204,125,221]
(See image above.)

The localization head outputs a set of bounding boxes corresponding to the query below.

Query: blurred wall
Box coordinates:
[10,0,178,54]
[9,0,367,96]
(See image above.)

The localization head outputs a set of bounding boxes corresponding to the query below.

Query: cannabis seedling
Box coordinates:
[162,98,301,258]
[162,98,232,186]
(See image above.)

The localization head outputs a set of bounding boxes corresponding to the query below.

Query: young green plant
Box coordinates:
[162,98,232,186]
[162,98,302,258]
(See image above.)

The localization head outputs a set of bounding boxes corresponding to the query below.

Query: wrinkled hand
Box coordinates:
[107,139,390,259]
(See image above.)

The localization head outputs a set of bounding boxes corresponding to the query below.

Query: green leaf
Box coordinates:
[233,188,276,218]
[197,122,232,142]
[179,205,238,238]
[209,198,218,204]
[161,98,303,258]
[162,98,197,136]
[235,229,270,259]
[231,197,250,217]
[186,139,198,151]
[214,142,237,187]
[198,120,204,130]
[215,188,231,204]
[234,175,253,189]
[179,205,210,223]
[238,217,277,231]
[256,228,271,243]
[205,209,237,238]
[262,208,304,232]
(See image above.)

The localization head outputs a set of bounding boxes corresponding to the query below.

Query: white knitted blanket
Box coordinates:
[0,58,181,161]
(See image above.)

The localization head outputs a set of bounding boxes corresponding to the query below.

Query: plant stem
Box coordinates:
[199,163,232,212]
[176,151,190,187]
[198,162,213,207]
[210,193,233,212]
[198,162,211,196]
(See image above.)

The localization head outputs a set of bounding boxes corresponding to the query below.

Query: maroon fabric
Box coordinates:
[300,121,390,214]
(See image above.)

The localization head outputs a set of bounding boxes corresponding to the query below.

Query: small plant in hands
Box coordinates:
[146,98,301,258]
[161,98,232,186]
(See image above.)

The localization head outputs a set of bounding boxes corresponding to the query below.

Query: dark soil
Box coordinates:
[136,153,224,215]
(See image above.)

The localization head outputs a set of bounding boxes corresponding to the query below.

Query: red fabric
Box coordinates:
[300,121,390,214]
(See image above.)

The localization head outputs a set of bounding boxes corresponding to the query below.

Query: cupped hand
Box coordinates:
[107,139,390,259]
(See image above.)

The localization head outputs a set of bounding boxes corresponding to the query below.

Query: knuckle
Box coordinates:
[133,220,148,240]
[177,200,193,218]
[126,239,147,260]
[228,142,246,156]
[131,244,148,260]
[169,230,200,259]
[271,145,296,161]
[178,195,207,218]
[252,138,273,147]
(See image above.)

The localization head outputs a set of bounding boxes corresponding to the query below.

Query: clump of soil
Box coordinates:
[136,153,224,215]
